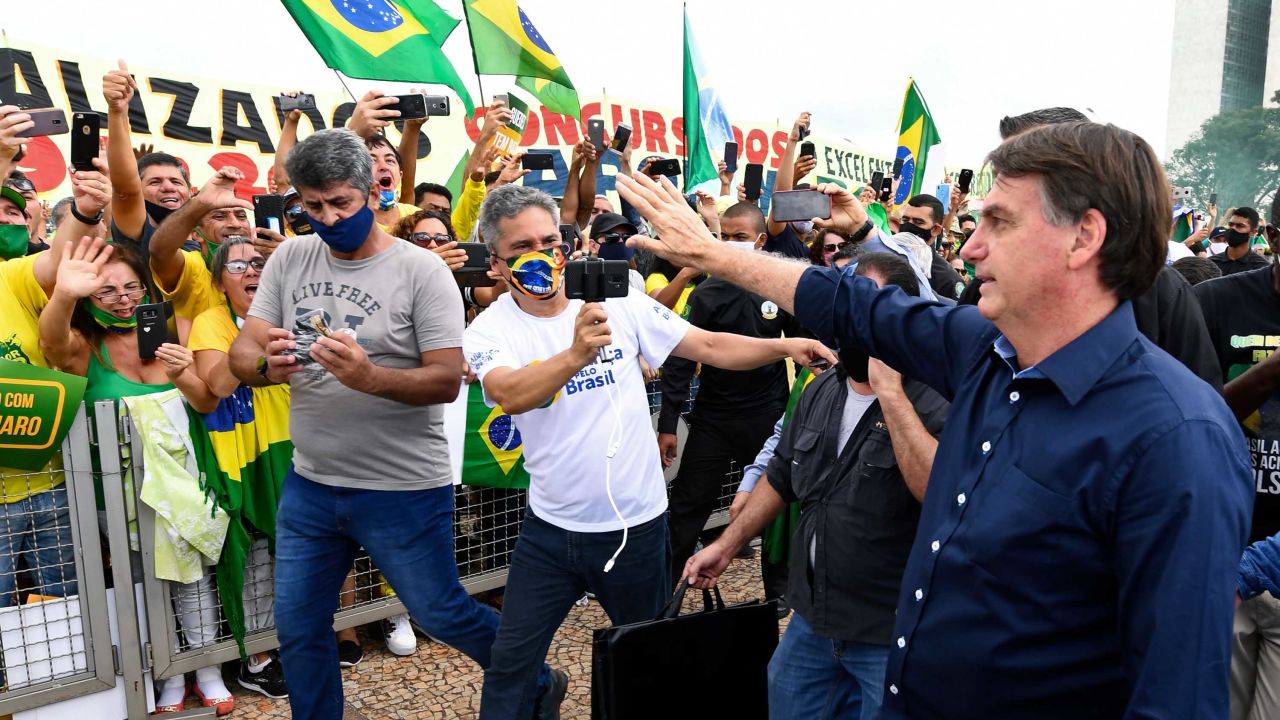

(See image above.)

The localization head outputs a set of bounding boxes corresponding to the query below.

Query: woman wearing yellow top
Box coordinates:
[38,238,234,715]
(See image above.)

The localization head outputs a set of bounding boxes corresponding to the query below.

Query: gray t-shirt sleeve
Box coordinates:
[413,253,465,353]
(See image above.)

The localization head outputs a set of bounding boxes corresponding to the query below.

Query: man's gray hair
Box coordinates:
[477,184,559,252]
[284,128,373,196]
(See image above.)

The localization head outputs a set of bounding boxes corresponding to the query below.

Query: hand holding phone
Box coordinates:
[771,189,831,223]
[16,109,68,138]
[279,93,316,114]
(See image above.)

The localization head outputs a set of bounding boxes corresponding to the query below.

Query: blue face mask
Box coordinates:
[377,189,397,211]
[307,205,375,254]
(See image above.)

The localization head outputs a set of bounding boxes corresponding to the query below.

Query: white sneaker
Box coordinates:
[384,614,416,656]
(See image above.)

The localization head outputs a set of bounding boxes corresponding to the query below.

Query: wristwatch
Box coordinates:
[70,203,104,226]
[256,355,271,378]
[850,218,875,243]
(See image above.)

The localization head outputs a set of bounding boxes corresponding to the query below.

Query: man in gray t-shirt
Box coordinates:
[249,233,460,489]
[228,128,560,719]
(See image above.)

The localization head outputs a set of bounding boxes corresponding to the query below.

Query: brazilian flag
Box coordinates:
[464,0,580,118]
[281,0,475,113]
[461,382,530,489]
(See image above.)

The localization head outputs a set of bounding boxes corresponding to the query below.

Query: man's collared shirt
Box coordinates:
[793,266,1253,719]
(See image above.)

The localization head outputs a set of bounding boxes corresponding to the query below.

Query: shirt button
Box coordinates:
[889,684,899,695]
[897,636,906,648]
[1009,391,1021,402]
[957,493,967,506]
[981,441,992,453]
[914,588,923,601]
[931,540,941,552]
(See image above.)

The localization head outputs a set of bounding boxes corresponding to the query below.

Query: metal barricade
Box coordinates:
[0,407,117,716]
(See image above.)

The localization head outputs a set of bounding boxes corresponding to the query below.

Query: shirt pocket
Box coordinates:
[849,431,914,521]
[788,426,824,496]
[962,463,1075,575]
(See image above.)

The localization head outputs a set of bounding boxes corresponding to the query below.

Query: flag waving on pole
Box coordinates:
[892,79,941,206]
[280,0,475,114]
[682,7,734,191]
[463,0,581,118]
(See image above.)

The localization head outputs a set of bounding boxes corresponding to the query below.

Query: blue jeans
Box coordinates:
[274,470,549,720]
[0,485,76,605]
[479,511,671,719]
[768,611,889,720]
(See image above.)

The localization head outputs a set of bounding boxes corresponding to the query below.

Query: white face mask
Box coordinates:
[791,220,815,234]
[728,240,758,252]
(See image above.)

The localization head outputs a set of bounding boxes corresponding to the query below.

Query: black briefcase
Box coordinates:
[591,581,779,719]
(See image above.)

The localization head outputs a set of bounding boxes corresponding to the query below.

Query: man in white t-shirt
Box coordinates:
[464,185,835,720]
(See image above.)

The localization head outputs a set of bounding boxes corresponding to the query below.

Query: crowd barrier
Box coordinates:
[0,379,739,718]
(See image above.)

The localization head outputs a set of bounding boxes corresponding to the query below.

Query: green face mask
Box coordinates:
[85,294,150,331]
[0,224,29,261]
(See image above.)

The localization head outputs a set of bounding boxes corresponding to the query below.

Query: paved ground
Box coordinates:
[223,549,776,719]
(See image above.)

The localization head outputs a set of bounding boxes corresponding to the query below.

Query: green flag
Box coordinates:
[463,0,576,92]
[515,75,581,120]
[761,366,814,565]
[280,0,475,114]
[682,8,733,190]
[460,383,530,489]
[445,149,472,200]
[892,79,941,206]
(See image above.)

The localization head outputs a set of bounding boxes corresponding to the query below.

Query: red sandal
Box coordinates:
[192,683,236,717]
[153,680,189,714]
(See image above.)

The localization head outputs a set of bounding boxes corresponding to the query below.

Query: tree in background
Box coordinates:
[1165,90,1280,212]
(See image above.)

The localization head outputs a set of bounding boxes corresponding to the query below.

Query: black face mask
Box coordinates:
[1226,228,1252,247]
[144,200,177,225]
[898,222,932,242]
[838,346,869,383]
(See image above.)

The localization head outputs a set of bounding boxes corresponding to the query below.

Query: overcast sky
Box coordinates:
[1,0,1177,164]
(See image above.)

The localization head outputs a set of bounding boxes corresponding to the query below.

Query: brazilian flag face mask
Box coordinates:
[0,224,29,261]
[504,247,565,299]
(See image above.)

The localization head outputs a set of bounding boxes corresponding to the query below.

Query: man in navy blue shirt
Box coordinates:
[618,121,1253,719]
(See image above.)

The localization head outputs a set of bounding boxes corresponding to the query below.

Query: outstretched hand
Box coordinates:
[54,236,115,299]
[618,172,721,271]
[193,167,253,213]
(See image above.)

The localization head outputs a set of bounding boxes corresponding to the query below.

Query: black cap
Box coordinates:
[590,213,637,239]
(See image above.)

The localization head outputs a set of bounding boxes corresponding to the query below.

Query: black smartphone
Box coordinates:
[808,358,830,371]
[70,112,100,172]
[253,194,285,234]
[424,95,450,117]
[799,141,815,159]
[559,223,580,254]
[564,257,630,302]
[724,141,739,174]
[588,119,606,153]
[457,242,490,270]
[744,163,764,202]
[279,93,316,113]
[16,108,68,138]
[958,168,974,194]
[522,152,555,170]
[879,177,893,202]
[649,158,681,177]
[870,170,885,192]
[609,123,632,153]
[892,157,904,178]
[135,301,177,360]
[771,189,831,222]
[392,94,427,119]
[1210,192,1218,206]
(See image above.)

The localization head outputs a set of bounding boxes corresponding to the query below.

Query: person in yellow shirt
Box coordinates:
[147,168,258,321]
[0,158,110,607]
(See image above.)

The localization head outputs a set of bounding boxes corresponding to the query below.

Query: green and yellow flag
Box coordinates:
[892,79,941,207]
[516,75,581,119]
[461,382,530,489]
[464,0,580,118]
[280,0,475,114]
